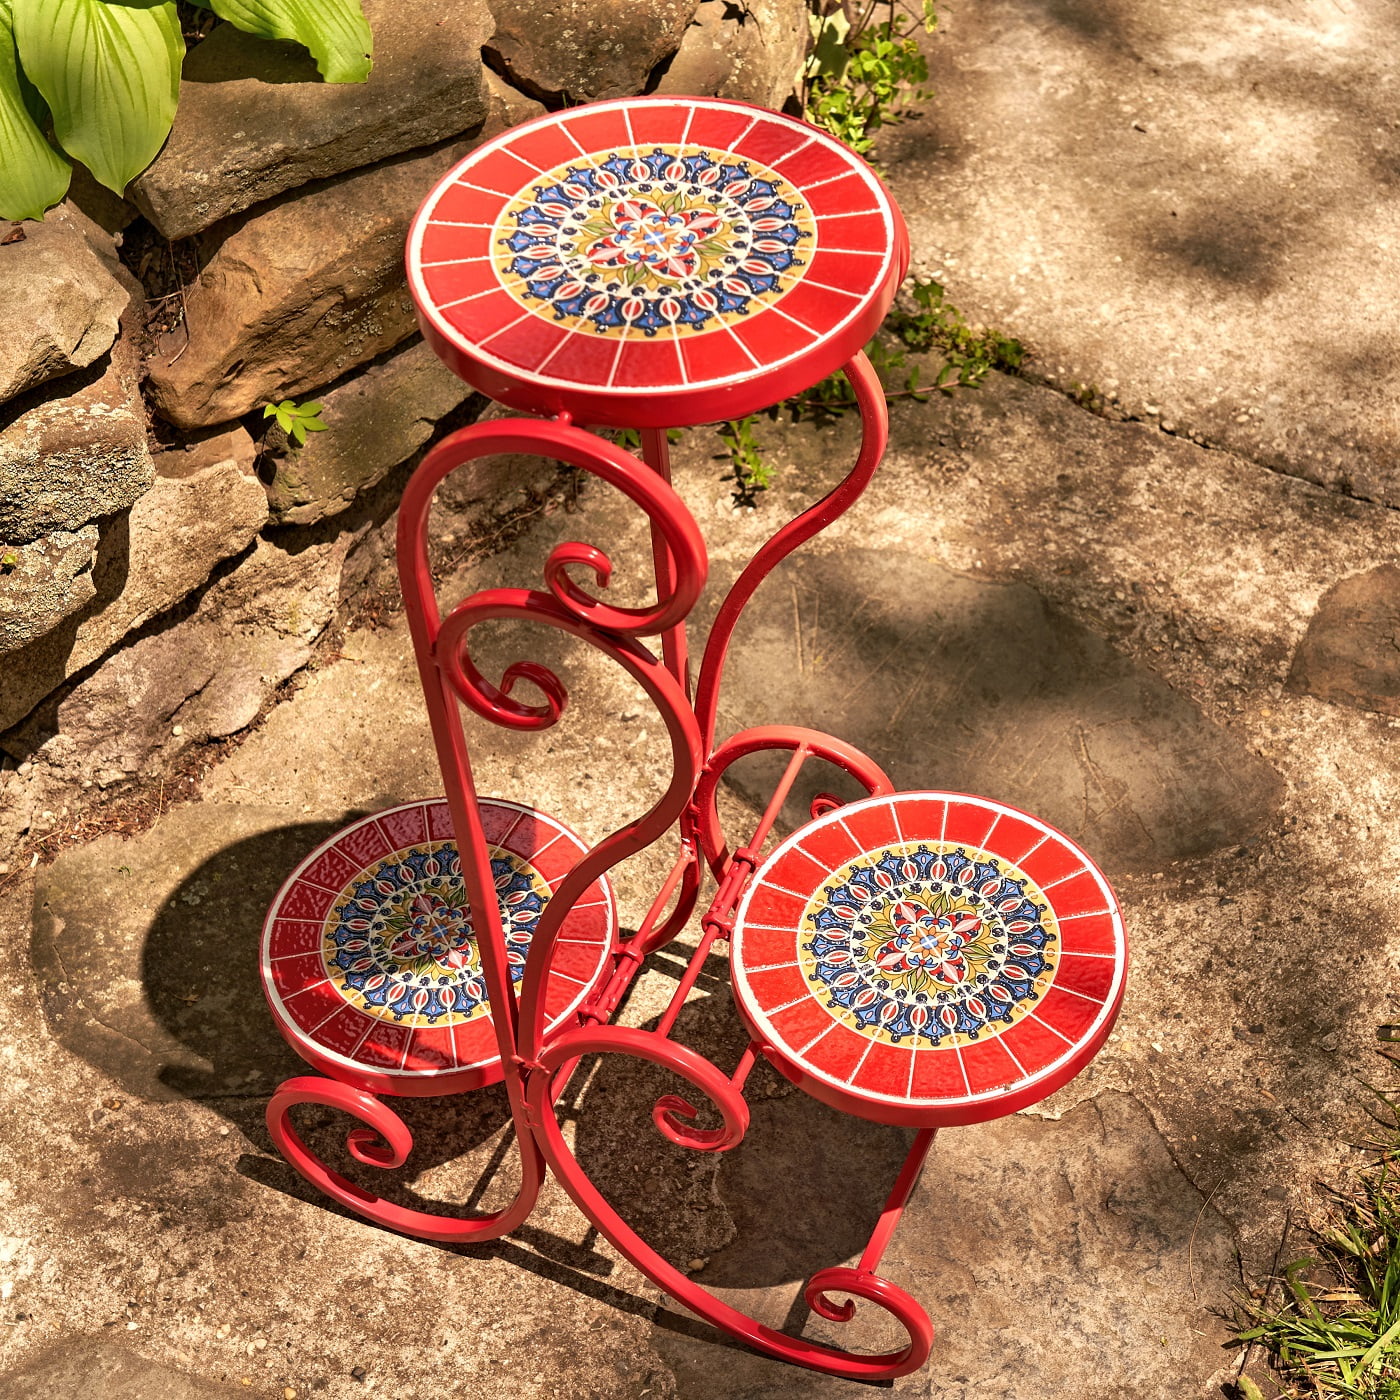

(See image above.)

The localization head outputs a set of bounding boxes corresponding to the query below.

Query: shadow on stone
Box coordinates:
[702,550,1284,875]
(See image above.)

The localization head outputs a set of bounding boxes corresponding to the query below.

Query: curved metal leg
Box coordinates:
[523,1035,934,1381]
[266,1075,543,1244]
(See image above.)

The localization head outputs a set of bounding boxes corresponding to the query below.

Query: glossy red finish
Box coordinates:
[729,791,1128,1129]
[261,100,1126,1383]
[408,97,909,428]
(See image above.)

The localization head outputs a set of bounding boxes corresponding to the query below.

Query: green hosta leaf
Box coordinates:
[12,0,181,195]
[0,0,69,219]
[194,0,372,83]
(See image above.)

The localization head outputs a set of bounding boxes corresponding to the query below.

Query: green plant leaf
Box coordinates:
[12,0,181,195]
[0,0,69,219]
[194,0,372,82]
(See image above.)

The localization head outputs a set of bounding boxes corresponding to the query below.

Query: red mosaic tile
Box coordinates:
[426,802,455,841]
[851,1040,913,1098]
[266,918,320,960]
[334,818,391,867]
[1013,838,1085,890]
[997,1015,1071,1077]
[465,147,543,196]
[678,328,753,385]
[773,139,851,184]
[1043,869,1112,918]
[734,118,813,166]
[357,1022,412,1070]
[418,220,493,265]
[557,104,633,156]
[282,978,340,1035]
[613,336,684,388]
[804,1022,870,1082]
[376,804,428,851]
[481,316,572,372]
[812,210,888,252]
[1056,911,1120,956]
[910,1047,967,1101]
[312,1005,371,1057]
[768,995,837,1051]
[299,845,360,893]
[792,820,862,870]
[1034,986,1104,1045]
[839,802,899,851]
[276,880,337,922]
[940,799,1001,851]
[503,121,578,172]
[733,920,802,969]
[625,103,691,148]
[403,1025,456,1073]
[451,1016,500,1069]
[960,1037,1023,1096]
[1053,951,1119,1003]
[803,173,879,219]
[268,952,323,1001]
[742,962,810,1014]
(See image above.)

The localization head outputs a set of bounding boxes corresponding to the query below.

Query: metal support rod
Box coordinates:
[856,1128,938,1277]
[655,921,724,1039]
[642,426,690,697]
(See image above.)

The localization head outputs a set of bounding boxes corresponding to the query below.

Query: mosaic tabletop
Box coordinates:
[262,799,614,1094]
[407,98,908,427]
[731,793,1127,1127]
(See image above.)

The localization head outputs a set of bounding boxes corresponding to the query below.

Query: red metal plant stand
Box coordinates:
[259,97,1128,1380]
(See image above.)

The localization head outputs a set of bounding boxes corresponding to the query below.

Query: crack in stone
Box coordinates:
[1020,367,1400,517]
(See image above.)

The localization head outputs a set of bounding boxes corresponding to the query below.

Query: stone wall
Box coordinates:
[0,0,808,861]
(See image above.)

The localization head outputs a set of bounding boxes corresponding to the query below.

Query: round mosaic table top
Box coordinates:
[261,799,615,1097]
[730,792,1127,1128]
[407,97,909,428]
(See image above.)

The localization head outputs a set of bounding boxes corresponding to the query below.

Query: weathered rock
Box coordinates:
[0,1336,249,1398]
[656,0,807,109]
[65,164,140,234]
[263,338,479,524]
[1287,564,1400,717]
[9,530,360,797]
[486,0,700,102]
[0,202,129,406]
[143,74,543,431]
[129,0,495,241]
[884,0,1400,506]
[0,456,268,731]
[0,525,98,656]
[152,423,257,481]
[0,330,152,546]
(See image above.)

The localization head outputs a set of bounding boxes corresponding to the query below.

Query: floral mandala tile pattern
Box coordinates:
[493,146,816,339]
[408,99,908,424]
[322,840,546,1027]
[799,843,1058,1050]
[731,792,1126,1121]
[262,799,616,1087]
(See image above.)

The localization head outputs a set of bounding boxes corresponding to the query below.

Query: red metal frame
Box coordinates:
[266,351,951,1376]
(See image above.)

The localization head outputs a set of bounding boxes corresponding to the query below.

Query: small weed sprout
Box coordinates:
[716,418,772,507]
[804,1,937,158]
[0,548,18,572]
[262,398,329,448]
[706,3,1025,506]
[1238,1104,1400,1399]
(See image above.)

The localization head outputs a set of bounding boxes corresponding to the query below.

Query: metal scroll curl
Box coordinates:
[433,587,705,1059]
[265,1075,543,1244]
[398,417,708,644]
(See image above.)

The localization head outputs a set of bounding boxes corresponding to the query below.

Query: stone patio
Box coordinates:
[3,2,1399,1396]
